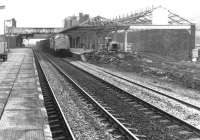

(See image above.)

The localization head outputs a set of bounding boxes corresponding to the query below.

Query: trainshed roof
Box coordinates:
[60,17,129,34]
[60,6,193,34]
[113,6,193,25]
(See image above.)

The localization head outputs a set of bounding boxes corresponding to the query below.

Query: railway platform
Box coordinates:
[0,48,52,140]
[70,48,93,55]
[70,48,93,61]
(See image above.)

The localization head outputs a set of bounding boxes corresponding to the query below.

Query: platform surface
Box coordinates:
[0,48,51,140]
[70,48,93,55]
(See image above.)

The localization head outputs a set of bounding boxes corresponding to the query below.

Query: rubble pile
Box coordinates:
[85,50,200,90]
[86,51,145,72]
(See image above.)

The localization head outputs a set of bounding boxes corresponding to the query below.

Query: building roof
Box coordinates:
[60,6,193,34]
[79,16,125,26]
[60,16,129,34]
[112,6,193,25]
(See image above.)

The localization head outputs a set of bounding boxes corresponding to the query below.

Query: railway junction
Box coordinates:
[1,5,200,140]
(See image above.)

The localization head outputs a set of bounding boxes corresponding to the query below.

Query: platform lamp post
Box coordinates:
[0,5,6,34]
[0,5,7,49]
[4,18,15,51]
[4,19,12,49]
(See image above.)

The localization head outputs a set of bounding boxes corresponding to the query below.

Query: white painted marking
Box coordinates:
[44,124,53,140]
[41,107,48,117]
[36,81,40,86]
[37,87,42,92]
[39,94,44,100]
[35,71,38,76]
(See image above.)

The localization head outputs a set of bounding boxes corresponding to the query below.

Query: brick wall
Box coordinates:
[114,29,191,60]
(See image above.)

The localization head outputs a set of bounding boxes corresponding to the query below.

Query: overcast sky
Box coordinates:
[0,0,200,34]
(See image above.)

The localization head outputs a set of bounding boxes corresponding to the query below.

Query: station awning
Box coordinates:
[59,25,129,34]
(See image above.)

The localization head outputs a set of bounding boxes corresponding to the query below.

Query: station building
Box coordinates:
[60,6,195,61]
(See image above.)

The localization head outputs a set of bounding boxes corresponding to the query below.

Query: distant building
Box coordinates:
[64,16,78,28]
[0,35,5,42]
[79,13,89,23]
[11,18,16,27]
[5,18,16,28]
[64,13,90,28]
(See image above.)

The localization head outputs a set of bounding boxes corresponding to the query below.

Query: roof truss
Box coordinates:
[112,6,192,25]
[80,16,125,26]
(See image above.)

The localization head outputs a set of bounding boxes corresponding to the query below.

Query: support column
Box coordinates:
[124,30,128,52]
[190,24,196,60]
[191,24,196,49]
[113,31,117,41]
[85,37,87,50]
[83,37,86,50]
[80,37,82,48]
[74,38,76,48]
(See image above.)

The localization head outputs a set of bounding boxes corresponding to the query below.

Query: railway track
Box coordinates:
[67,60,200,129]
[95,65,200,111]
[34,51,76,140]
[40,52,200,139]
[38,51,139,139]
[68,60,200,123]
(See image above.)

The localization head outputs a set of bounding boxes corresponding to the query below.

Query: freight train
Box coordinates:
[37,34,72,57]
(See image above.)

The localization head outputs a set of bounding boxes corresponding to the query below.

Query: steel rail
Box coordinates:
[60,58,200,134]
[33,50,76,140]
[72,60,200,112]
[45,54,140,140]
